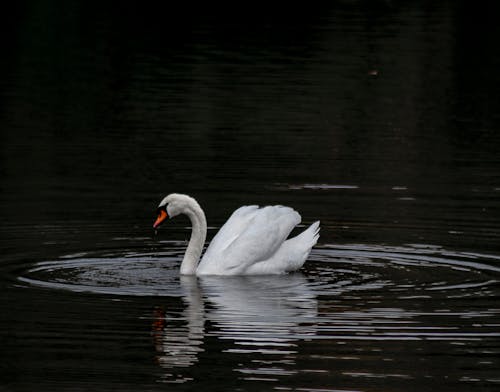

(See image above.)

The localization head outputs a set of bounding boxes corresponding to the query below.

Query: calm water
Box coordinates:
[1,2,500,391]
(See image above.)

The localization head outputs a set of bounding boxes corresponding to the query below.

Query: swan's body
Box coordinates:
[154,194,319,276]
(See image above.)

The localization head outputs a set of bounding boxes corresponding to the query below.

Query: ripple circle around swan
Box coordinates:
[17,243,500,299]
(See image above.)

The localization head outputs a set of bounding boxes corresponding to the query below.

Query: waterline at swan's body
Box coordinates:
[153,194,320,276]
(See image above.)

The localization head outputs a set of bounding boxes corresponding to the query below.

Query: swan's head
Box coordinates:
[153,193,199,229]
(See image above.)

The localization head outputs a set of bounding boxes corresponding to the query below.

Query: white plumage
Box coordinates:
[154,194,320,276]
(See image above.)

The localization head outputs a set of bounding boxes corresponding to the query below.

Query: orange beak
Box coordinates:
[153,209,168,229]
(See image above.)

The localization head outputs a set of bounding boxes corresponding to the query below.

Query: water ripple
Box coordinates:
[17,242,499,300]
[15,242,500,383]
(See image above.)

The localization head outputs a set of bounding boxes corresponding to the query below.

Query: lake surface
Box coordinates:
[1,2,500,391]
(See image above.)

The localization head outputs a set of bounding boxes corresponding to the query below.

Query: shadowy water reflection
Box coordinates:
[152,274,317,383]
[7,241,500,389]
[152,277,205,383]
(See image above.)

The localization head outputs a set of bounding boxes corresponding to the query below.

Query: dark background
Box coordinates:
[1,1,500,391]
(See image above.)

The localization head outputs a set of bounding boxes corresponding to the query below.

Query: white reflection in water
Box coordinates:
[152,274,318,382]
[17,243,500,384]
[152,277,205,383]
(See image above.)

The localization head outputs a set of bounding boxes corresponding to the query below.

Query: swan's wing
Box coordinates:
[204,205,259,255]
[197,205,301,275]
[220,206,301,271]
[244,221,320,274]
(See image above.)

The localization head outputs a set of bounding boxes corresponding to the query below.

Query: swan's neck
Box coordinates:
[180,202,207,275]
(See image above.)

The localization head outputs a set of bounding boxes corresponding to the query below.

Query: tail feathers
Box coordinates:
[243,221,320,275]
[296,220,320,248]
[284,220,320,271]
[309,220,321,245]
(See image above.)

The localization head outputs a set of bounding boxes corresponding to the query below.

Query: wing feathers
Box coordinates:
[197,205,302,275]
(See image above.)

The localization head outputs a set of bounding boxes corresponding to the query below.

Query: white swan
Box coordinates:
[153,193,320,275]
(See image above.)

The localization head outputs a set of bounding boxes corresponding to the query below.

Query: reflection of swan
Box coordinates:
[152,274,317,380]
[153,194,320,275]
[152,277,204,378]
[200,274,318,351]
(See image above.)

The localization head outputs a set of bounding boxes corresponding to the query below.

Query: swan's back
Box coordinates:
[197,205,313,275]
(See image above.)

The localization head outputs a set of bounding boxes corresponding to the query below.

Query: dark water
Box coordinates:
[1,2,500,391]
